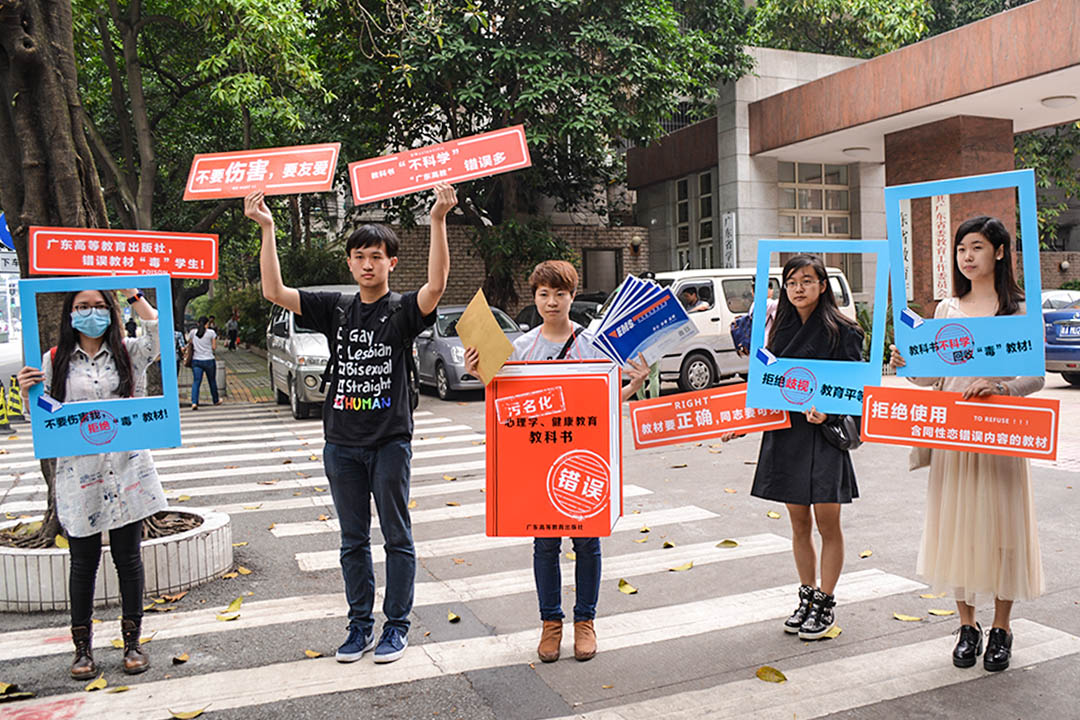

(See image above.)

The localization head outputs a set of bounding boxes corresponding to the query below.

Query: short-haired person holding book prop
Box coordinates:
[465,260,650,662]
[244,183,457,664]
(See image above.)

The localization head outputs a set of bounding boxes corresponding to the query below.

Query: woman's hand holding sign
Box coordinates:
[619,354,650,402]
[464,346,480,377]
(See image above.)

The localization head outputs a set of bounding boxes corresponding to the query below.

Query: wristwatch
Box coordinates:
[127,291,144,305]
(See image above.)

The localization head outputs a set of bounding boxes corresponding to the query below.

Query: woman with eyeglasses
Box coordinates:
[890,216,1043,672]
[724,254,864,640]
[17,288,165,680]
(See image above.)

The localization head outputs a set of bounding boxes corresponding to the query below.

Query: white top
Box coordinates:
[42,321,167,537]
[188,328,216,361]
[510,324,608,362]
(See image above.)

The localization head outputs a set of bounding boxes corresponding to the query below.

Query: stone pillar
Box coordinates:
[884,116,1015,313]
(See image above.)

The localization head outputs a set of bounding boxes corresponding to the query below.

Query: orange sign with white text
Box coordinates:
[861,385,1059,461]
[486,361,622,537]
[349,125,531,204]
[629,383,790,449]
[29,227,218,278]
[183,143,340,200]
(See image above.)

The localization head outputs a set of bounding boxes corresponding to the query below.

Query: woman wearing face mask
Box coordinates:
[724,254,864,641]
[17,289,166,680]
[890,216,1043,672]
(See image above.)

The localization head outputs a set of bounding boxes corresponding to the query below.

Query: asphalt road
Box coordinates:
[0,374,1077,720]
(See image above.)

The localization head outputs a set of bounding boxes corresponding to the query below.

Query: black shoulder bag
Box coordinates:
[820,414,862,451]
[555,330,578,360]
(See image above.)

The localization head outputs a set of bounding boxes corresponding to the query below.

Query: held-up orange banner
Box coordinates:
[629,383,790,449]
[486,361,621,537]
[29,227,218,278]
[860,385,1060,461]
[349,125,531,204]
[183,143,340,200]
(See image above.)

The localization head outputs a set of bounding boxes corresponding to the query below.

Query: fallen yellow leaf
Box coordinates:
[633,538,648,544]
[452,558,466,564]
[143,602,156,611]
[92,619,102,624]
[639,525,650,533]
[601,684,614,689]
[756,666,787,683]
[309,455,319,461]
[169,707,209,719]
[221,572,239,579]
[919,592,947,599]
[106,686,130,693]
[54,534,69,549]
[267,523,276,530]
[662,541,675,549]
[257,480,278,485]
[446,501,460,506]
[172,653,189,665]
[408,500,417,509]
[859,550,873,559]
[723,488,737,494]
[708,448,723,454]
[716,539,739,548]
[242,504,262,510]
[176,495,191,502]
[443,474,456,482]
[669,561,694,572]
[670,463,687,468]
[617,578,638,595]
[317,514,330,521]
[236,566,252,575]
[225,597,243,613]
[162,591,188,602]
[928,609,956,616]
[153,597,166,604]
[766,511,781,519]
[283,459,293,464]
[304,650,323,658]
[448,610,461,623]
[565,551,576,560]
[84,673,107,692]
[822,625,843,639]
[313,487,326,493]
[215,613,240,622]
[232,542,248,547]
[893,613,923,622]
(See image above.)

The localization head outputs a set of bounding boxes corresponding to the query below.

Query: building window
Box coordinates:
[778,162,850,238]
[675,177,690,266]
[676,247,691,269]
[699,244,713,269]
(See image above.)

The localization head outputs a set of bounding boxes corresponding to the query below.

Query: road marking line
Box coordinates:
[0,569,920,670]
[546,618,1080,719]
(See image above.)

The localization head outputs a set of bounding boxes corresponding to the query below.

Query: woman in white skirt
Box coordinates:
[891,215,1043,672]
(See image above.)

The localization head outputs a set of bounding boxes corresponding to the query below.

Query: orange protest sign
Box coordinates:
[861,385,1059,461]
[29,227,217,278]
[349,125,531,204]
[629,383,790,449]
[486,361,622,537]
[183,143,340,200]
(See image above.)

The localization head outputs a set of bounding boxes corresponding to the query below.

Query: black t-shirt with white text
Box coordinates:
[298,289,434,448]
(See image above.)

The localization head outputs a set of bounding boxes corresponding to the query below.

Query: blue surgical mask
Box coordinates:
[71,308,112,338]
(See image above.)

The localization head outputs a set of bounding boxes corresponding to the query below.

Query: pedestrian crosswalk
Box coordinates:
[1,401,1076,719]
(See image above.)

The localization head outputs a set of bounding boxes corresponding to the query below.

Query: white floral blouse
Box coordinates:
[40,320,167,538]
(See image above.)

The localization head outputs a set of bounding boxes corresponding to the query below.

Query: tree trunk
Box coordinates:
[0,0,110,548]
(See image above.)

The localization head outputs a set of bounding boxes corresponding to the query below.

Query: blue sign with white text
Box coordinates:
[19,274,181,459]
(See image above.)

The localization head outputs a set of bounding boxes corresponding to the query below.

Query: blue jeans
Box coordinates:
[324,440,415,634]
[190,358,219,405]
[533,537,601,622]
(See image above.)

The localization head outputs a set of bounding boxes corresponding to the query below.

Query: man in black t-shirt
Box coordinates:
[245,183,457,665]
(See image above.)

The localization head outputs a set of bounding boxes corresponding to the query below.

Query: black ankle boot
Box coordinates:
[783,585,815,634]
[952,623,982,668]
[798,589,836,640]
[984,627,1012,672]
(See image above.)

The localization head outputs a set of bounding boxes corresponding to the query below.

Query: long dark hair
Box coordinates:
[767,254,861,353]
[196,316,209,339]
[952,216,1024,316]
[51,291,133,402]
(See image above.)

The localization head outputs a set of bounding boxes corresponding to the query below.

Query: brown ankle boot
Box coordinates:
[121,618,150,675]
[574,620,597,661]
[537,620,563,663]
[70,625,97,680]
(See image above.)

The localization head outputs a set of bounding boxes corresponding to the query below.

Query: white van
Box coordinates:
[592,267,857,392]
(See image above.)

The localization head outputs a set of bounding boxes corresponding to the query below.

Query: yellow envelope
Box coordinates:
[455,288,515,385]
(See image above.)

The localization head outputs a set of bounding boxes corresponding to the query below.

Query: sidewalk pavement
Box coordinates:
[176,345,274,404]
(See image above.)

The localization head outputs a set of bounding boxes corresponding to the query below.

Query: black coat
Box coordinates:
[751,306,863,506]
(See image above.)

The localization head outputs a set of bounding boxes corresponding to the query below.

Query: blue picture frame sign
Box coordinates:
[19,273,181,459]
[884,169,1044,377]
[746,239,890,415]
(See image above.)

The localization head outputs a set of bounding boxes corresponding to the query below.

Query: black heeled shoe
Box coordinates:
[984,627,1012,672]
[952,623,982,668]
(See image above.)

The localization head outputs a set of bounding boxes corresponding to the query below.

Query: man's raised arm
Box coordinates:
[245,191,301,314]
[417,183,457,316]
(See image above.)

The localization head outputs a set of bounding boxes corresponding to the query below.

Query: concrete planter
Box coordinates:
[0,508,232,612]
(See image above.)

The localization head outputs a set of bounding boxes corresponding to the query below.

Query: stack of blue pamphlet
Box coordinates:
[589,275,699,368]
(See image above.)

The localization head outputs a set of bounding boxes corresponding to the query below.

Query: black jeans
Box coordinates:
[68,520,144,627]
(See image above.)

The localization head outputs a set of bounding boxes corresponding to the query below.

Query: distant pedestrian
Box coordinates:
[16,288,164,679]
[125,317,137,338]
[226,315,239,351]
[187,316,220,409]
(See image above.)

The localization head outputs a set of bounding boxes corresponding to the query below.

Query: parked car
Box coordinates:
[515,299,603,330]
[1042,289,1080,309]
[1044,298,1080,387]
[415,305,525,399]
[265,284,355,419]
[588,267,857,392]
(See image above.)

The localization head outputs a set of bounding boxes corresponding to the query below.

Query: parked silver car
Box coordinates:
[265,284,357,419]
[415,305,525,400]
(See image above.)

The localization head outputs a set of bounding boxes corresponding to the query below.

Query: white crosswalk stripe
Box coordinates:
[3,401,1074,720]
